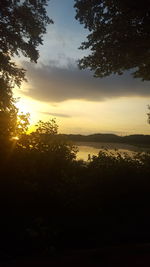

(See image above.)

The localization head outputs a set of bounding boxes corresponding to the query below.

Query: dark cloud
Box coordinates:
[41,111,71,118]
[23,61,150,103]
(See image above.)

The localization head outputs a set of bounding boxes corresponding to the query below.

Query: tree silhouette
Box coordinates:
[35,119,58,135]
[0,91,17,138]
[0,0,52,137]
[0,0,52,83]
[18,118,77,163]
[15,112,30,137]
[74,0,150,80]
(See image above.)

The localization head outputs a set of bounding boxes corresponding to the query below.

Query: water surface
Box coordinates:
[76,142,149,161]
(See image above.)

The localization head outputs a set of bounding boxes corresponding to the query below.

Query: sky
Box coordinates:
[14,0,150,135]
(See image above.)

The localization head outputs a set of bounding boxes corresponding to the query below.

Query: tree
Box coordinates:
[74,0,150,80]
[35,118,58,135]
[28,119,59,151]
[15,112,30,137]
[0,0,53,137]
[19,119,77,162]
[0,0,52,82]
[0,83,17,138]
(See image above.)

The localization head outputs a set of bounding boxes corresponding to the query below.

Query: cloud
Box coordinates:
[40,111,71,118]
[23,60,150,103]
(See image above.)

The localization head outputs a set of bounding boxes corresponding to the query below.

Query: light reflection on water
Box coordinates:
[76,142,149,161]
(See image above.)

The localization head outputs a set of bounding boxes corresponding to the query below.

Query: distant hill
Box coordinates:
[59,134,150,146]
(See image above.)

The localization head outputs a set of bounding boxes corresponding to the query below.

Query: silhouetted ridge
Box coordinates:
[60,134,150,146]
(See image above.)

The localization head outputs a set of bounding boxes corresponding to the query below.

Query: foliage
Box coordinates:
[19,119,58,150]
[16,112,30,137]
[1,139,150,259]
[74,0,150,80]
[18,119,77,161]
[0,0,52,138]
[0,0,52,86]
[35,118,58,135]
[0,106,30,141]
[0,0,52,81]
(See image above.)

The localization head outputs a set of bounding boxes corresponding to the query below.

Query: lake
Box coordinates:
[75,142,150,161]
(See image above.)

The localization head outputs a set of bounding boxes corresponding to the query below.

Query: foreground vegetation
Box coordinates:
[0,119,150,261]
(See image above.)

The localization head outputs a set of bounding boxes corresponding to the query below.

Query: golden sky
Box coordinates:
[14,0,150,135]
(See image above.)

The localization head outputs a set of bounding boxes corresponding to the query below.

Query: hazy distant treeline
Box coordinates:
[60,133,150,146]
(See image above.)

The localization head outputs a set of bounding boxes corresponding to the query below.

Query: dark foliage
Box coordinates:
[74,0,150,80]
[0,0,52,76]
[0,0,52,139]
[0,0,52,87]
[1,128,150,260]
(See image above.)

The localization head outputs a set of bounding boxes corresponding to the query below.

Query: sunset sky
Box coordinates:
[14,0,150,135]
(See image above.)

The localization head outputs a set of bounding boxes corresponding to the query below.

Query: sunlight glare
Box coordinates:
[11,136,19,141]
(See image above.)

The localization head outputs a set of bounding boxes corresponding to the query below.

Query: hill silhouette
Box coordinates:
[60,133,150,146]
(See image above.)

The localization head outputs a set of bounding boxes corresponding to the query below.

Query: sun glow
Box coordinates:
[16,99,33,115]
[12,136,19,141]
[14,85,150,135]
[15,97,39,123]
